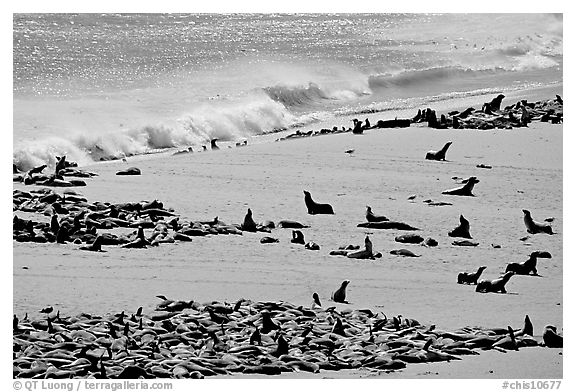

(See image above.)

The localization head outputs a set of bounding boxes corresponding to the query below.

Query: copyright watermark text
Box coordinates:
[13,380,173,391]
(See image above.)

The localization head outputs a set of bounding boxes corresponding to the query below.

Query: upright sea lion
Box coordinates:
[79,235,105,252]
[55,155,67,175]
[352,119,363,134]
[448,215,472,239]
[522,210,554,235]
[488,94,505,111]
[291,230,305,244]
[475,271,515,293]
[542,325,563,348]
[347,236,374,259]
[303,191,334,215]
[442,177,479,196]
[457,266,487,285]
[331,280,350,303]
[122,227,149,248]
[506,251,552,275]
[312,293,322,308]
[241,208,257,232]
[210,139,219,150]
[365,206,388,222]
[425,142,452,161]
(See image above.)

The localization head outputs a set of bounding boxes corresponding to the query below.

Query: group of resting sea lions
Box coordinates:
[13,94,563,378]
[13,293,563,379]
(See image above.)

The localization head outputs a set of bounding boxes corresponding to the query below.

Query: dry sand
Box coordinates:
[12,86,563,378]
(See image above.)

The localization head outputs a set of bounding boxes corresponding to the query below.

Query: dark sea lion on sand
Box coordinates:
[390,249,421,257]
[278,220,309,229]
[449,215,472,239]
[442,177,479,196]
[542,325,563,348]
[457,266,486,285]
[506,251,552,275]
[476,271,515,293]
[303,190,334,215]
[488,94,505,111]
[365,206,388,222]
[347,236,374,259]
[425,142,452,161]
[331,280,350,303]
[241,208,257,232]
[522,210,554,235]
[122,227,150,248]
[79,235,105,252]
[395,234,424,244]
[210,139,220,150]
[116,167,141,176]
[358,221,419,231]
[260,236,279,244]
[291,230,305,245]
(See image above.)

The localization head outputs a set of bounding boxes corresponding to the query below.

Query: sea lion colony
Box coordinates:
[12,297,560,379]
[13,94,562,378]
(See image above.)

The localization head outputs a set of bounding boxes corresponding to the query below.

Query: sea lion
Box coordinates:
[331,280,350,303]
[54,155,67,175]
[448,215,472,239]
[475,271,515,293]
[303,190,334,215]
[241,208,257,232]
[487,94,505,111]
[542,325,563,348]
[352,119,364,134]
[452,240,478,247]
[278,220,309,229]
[423,237,438,247]
[291,230,305,244]
[260,237,279,244]
[312,293,322,308]
[425,142,452,161]
[506,251,552,275]
[457,266,487,285]
[390,249,421,257]
[304,241,320,250]
[442,177,479,196]
[357,221,419,231]
[79,235,105,252]
[395,234,424,244]
[116,167,141,176]
[522,210,554,235]
[210,139,219,150]
[365,206,388,222]
[347,236,374,259]
[122,227,149,248]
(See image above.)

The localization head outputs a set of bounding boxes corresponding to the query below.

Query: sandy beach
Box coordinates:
[13,85,563,378]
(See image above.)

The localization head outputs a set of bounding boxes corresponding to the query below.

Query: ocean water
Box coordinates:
[13,13,563,170]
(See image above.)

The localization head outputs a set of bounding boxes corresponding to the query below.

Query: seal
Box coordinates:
[365,206,388,222]
[122,227,150,248]
[457,266,487,285]
[395,234,424,244]
[442,177,479,196]
[210,139,220,150]
[475,271,515,293]
[331,280,350,303]
[305,241,320,251]
[506,251,552,275]
[542,325,563,348]
[425,142,452,161]
[303,190,334,215]
[347,236,374,259]
[260,237,279,244]
[449,215,472,239]
[522,210,554,235]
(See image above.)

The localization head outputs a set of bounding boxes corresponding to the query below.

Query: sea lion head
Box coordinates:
[522,209,531,217]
